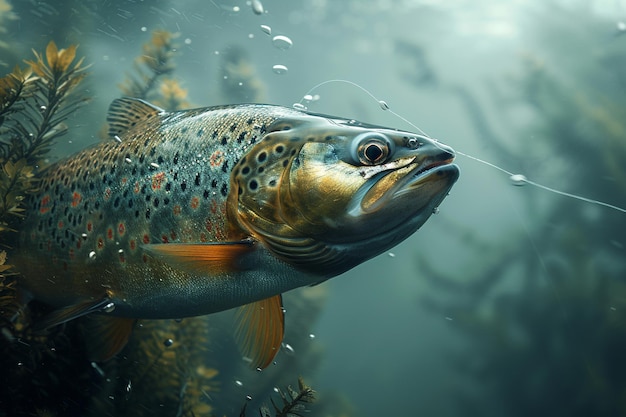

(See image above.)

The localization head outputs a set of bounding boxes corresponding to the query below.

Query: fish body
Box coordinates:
[12,98,459,366]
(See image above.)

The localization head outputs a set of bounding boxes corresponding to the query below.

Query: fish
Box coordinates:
[11,98,459,368]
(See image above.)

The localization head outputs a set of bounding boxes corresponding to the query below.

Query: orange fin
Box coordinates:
[234,295,285,369]
[143,241,258,274]
[32,297,113,331]
[107,97,165,138]
[83,315,137,361]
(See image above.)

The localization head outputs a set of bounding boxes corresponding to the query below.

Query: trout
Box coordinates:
[12,98,459,367]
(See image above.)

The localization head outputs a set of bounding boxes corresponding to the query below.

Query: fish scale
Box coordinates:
[17,102,306,309]
[11,97,459,368]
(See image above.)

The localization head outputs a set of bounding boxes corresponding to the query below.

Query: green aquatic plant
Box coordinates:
[239,377,316,417]
[0,41,89,234]
[401,4,626,416]
[118,30,187,110]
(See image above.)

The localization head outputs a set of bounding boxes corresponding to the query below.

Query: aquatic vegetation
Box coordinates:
[256,377,316,417]
[405,4,626,416]
[219,46,266,103]
[118,30,189,110]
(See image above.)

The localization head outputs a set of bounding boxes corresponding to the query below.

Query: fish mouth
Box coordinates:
[359,156,459,214]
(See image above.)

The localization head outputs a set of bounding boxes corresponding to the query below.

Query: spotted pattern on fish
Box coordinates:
[21,102,305,278]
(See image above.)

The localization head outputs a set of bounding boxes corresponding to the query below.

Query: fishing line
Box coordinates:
[297,79,626,214]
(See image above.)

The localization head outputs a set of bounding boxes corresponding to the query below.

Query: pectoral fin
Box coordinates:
[32,297,113,331]
[83,315,137,361]
[234,295,285,369]
[143,241,258,274]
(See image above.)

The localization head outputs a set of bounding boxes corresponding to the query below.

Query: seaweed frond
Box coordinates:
[118,30,181,104]
[256,377,316,417]
[0,41,89,235]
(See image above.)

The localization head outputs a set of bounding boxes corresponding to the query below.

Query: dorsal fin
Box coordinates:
[107,97,165,139]
[234,295,285,369]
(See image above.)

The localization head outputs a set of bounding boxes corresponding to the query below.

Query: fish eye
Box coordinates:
[352,133,393,165]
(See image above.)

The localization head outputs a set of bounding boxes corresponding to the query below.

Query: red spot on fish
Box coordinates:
[107,228,113,240]
[39,195,51,214]
[57,220,64,229]
[143,234,150,244]
[134,182,140,194]
[210,150,224,168]
[69,249,75,260]
[104,187,112,201]
[71,192,82,208]
[118,222,125,236]
[170,230,177,241]
[205,220,213,233]
[152,172,166,190]
[142,254,148,263]
[121,177,128,185]
[97,237,104,249]
[87,222,93,232]
[173,205,181,216]
[190,196,200,210]
[76,239,82,249]
[161,235,169,243]
[119,252,125,263]
[210,200,218,214]
[129,239,136,250]
[200,232,207,242]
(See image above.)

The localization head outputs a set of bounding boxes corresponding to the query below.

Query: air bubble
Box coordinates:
[140,26,147,32]
[232,6,240,12]
[150,162,160,168]
[282,343,295,355]
[125,157,132,163]
[272,64,288,75]
[102,302,115,313]
[292,103,307,110]
[388,252,396,258]
[114,135,122,143]
[89,251,96,259]
[235,380,243,387]
[432,207,440,214]
[246,395,252,401]
[251,0,264,15]
[260,25,271,35]
[272,35,293,50]
[378,100,390,110]
[617,21,626,32]
[309,333,315,339]
[510,174,527,186]
[163,338,174,347]
[184,38,192,45]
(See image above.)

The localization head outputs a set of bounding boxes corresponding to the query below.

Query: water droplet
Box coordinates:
[282,343,295,355]
[272,35,293,50]
[89,251,96,259]
[102,302,115,313]
[510,174,527,186]
[251,0,264,15]
[235,380,243,387]
[292,103,306,110]
[378,100,390,110]
[388,252,396,258]
[272,64,288,75]
[163,338,174,347]
[260,25,271,35]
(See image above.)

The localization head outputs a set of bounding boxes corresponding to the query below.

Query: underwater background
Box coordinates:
[1,0,626,416]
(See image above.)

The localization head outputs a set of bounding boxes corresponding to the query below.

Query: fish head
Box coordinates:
[229,112,460,276]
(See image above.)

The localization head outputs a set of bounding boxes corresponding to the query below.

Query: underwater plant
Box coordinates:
[401,3,626,416]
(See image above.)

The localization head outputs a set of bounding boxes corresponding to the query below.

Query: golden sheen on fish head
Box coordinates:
[229,114,460,277]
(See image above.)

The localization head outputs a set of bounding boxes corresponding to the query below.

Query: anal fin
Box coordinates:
[83,315,137,362]
[234,294,285,369]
